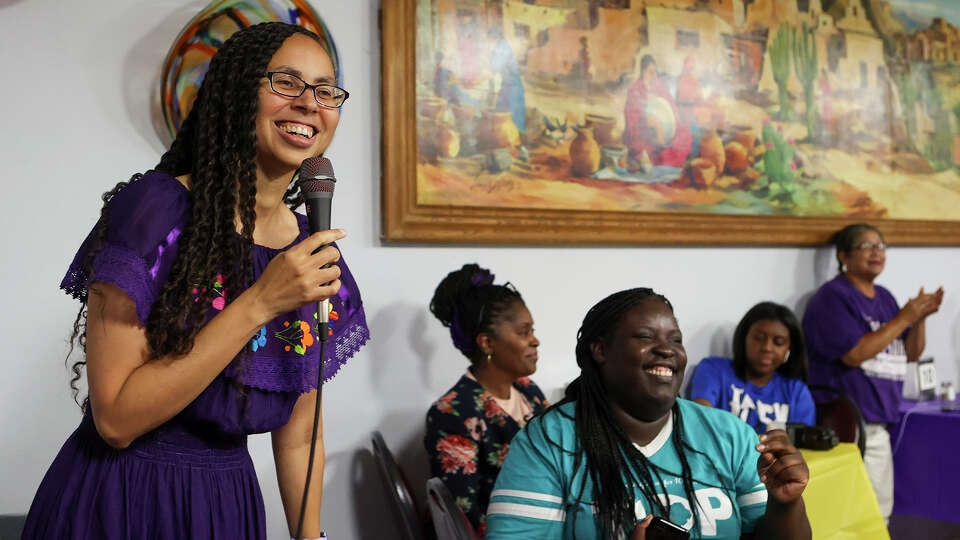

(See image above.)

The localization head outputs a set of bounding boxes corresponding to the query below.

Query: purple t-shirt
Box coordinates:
[802,274,907,424]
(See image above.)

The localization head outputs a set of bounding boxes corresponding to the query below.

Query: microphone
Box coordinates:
[294,156,336,540]
[298,156,337,331]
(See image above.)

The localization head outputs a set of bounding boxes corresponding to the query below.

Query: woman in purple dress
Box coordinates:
[22,23,369,539]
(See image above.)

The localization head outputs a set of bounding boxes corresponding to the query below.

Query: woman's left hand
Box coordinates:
[756,430,809,504]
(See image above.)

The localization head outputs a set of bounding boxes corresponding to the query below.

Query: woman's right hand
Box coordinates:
[248,229,346,322]
[900,287,944,324]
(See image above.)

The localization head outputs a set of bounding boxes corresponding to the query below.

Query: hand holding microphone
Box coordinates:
[249,230,343,321]
[247,157,342,324]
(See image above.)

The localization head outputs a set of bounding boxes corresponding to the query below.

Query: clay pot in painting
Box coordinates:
[418,117,438,161]
[738,167,763,187]
[570,125,602,177]
[724,141,750,173]
[452,104,476,125]
[479,110,520,151]
[689,158,717,186]
[699,129,725,174]
[732,129,758,150]
[585,113,617,146]
[434,124,460,158]
[450,105,477,155]
[418,97,447,121]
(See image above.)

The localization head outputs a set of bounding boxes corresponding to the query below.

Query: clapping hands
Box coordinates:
[902,287,945,324]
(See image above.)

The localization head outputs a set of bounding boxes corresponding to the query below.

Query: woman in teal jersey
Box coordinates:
[486,288,811,539]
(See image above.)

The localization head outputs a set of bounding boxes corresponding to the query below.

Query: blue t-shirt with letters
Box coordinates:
[689,356,816,434]
[485,399,767,539]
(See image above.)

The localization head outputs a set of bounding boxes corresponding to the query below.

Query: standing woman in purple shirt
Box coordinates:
[802,223,943,520]
[22,23,370,540]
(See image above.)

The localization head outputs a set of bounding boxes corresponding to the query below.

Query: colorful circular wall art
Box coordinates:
[160,0,340,139]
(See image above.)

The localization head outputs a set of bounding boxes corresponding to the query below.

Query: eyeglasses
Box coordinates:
[265,71,349,109]
[854,242,886,252]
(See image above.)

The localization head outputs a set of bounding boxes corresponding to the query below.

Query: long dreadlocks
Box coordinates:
[542,288,731,538]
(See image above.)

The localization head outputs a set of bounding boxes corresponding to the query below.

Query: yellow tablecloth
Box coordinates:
[801,443,889,540]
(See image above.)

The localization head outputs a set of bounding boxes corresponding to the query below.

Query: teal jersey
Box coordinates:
[486,399,767,539]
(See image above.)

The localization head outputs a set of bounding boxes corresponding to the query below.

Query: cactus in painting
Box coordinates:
[793,23,819,141]
[769,23,793,121]
[761,122,799,205]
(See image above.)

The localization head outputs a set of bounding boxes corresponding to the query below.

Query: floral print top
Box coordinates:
[424,374,548,536]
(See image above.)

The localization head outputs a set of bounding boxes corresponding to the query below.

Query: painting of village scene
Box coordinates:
[413,0,960,220]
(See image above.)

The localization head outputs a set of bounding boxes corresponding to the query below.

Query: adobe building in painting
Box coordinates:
[414,0,960,220]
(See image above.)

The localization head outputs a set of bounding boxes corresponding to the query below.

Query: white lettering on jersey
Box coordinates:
[729,384,789,426]
[634,487,737,535]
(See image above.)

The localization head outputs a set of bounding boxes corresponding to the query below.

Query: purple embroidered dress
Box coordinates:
[22,172,369,539]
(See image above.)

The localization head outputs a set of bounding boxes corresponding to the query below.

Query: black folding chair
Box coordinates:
[0,514,26,540]
[371,431,426,540]
[808,384,867,456]
[425,478,479,540]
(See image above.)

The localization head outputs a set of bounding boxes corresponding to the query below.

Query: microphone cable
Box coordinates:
[294,315,328,540]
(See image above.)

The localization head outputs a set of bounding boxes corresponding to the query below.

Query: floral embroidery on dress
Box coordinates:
[324,302,339,337]
[275,319,316,355]
[250,327,267,352]
[244,302,342,355]
[436,434,478,474]
[436,391,459,415]
[425,375,549,534]
[464,417,487,441]
[480,394,508,426]
[192,273,227,310]
[486,442,510,467]
[455,496,473,513]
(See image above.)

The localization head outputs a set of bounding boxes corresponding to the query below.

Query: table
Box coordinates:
[801,443,889,540]
[891,399,960,523]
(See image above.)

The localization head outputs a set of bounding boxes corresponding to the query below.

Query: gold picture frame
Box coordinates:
[381,0,960,245]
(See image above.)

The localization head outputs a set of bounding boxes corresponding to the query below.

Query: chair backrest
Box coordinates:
[808,384,867,456]
[0,514,26,540]
[371,431,425,540]
[426,478,479,540]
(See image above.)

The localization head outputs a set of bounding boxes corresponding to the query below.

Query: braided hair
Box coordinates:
[429,263,524,363]
[67,23,333,405]
[732,301,808,382]
[544,288,728,538]
[832,223,883,273]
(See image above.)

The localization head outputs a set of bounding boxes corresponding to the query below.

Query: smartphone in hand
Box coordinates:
[645,516,690,540]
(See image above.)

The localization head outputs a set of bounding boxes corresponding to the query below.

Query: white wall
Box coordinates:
[1,1,958,538]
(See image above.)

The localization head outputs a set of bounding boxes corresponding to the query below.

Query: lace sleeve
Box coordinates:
[60,172,190,325]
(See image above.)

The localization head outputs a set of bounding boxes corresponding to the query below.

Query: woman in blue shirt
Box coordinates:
[690,302,815,434]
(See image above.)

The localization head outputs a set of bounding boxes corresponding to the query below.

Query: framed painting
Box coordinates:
[381,0,960,245]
